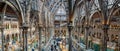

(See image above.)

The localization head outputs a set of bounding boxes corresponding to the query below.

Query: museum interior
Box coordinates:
[0,0,120,51]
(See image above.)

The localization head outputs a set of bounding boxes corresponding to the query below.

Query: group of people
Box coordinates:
[50,40,59,51]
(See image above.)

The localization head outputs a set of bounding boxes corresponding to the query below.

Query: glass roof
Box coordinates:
[56,6,66,15]
[44,0,68,15]
[54,4,67,21]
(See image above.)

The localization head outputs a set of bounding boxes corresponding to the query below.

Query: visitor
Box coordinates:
[51,45,53,51]
[32,47,34,51]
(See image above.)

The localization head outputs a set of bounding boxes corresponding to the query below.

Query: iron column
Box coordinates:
[68,22,73,51]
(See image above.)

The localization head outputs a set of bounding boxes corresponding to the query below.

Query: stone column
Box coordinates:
[50,27,53,37]
[0,27,4,51]
[47,27,50,40]
[45,27,46,44]
[78,27,80,43]
[19,27,22,48]
[38,25,42,51]
[118,34,120,50]
[66,28,69,39]
[22,24,29,51]
[67,22,73,51]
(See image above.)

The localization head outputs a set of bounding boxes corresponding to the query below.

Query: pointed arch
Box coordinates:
[2,1,23,25]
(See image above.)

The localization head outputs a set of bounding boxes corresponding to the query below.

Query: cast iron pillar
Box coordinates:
[0,27,4,51]
[38,24,42,51]
[98,0,109,51]
[84,25,89,49]
[22,23,29,51]
[67,22,73,51]
[102,24,109,51]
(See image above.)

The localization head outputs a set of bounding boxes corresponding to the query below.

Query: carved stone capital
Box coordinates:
[21,23,29,30]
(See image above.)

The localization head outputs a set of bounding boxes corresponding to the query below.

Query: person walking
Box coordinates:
[54,45,58,51]
[51,45,53,51]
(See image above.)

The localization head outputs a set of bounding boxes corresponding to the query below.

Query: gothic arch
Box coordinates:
[2,1,24,26]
